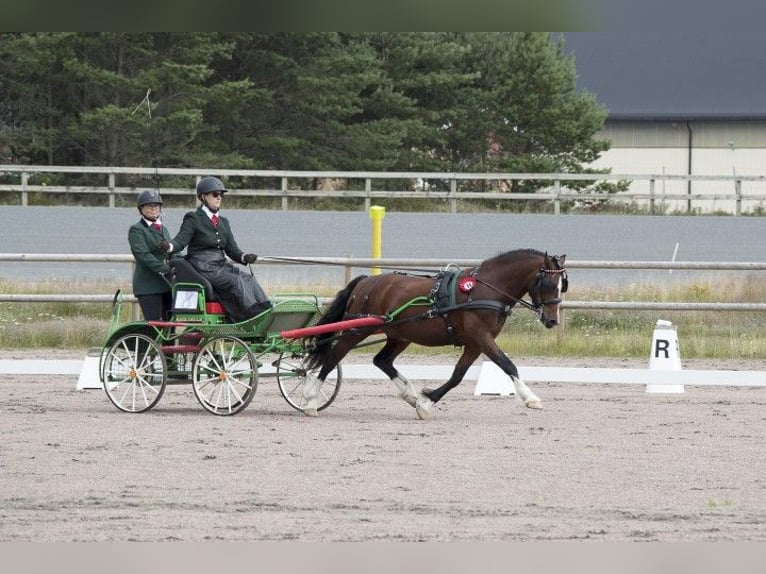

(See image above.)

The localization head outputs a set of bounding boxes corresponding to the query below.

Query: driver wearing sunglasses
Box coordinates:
[159,176,271,321]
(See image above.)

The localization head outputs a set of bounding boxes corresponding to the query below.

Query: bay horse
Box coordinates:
[302,248,568,419]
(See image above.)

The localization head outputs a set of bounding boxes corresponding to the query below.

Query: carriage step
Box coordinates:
[147,320,191,328]
[180,332,203,340]
[161,345,201,354]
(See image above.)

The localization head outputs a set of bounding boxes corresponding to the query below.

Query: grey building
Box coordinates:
[562,32,766,212]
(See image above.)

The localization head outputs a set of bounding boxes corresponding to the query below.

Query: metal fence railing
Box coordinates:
[3,254,766,314]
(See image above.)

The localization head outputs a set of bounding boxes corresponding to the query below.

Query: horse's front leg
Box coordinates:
[416,347,481,420]
[483,345,542,409]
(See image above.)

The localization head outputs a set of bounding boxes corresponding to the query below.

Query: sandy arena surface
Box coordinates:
[1,350,765,541]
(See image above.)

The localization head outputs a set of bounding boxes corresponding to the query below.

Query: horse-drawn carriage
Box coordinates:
[100,248,568,420]
[99,258,342,415]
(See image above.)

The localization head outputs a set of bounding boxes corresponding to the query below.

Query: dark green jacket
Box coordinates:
[128,220,172,295]
[169,207,245,264]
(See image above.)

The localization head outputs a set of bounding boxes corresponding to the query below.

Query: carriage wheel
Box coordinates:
[192,336,258,416]
[275,352,342,412]
[101,333,167,413]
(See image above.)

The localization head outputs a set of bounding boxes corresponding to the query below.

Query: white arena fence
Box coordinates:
[3,164,766,214]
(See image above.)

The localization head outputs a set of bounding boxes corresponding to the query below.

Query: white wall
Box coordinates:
[588,147,766,213]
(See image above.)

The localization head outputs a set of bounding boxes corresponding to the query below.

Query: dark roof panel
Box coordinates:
[562,32,766,119]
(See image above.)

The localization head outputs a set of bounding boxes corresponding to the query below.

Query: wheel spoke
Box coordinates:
[202,382,220,405]
[283,377,304,398]
[109,353,132,374]
[316,384,332,403]
[224,383,234,414]
[202,348,223,372]
[135,375,162,396]
[224,377,245,403]
[196,375,219,387]
[225,341,236,366]
[102,333,166,413]
[118,380,136,407]
[276,353,341,412]
[192,337,257,416]
[226,365,253,378]
[131,338,152,372]
[105,373,130,391]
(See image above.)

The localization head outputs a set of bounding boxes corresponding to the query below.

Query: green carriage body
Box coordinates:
[99,280,341,416]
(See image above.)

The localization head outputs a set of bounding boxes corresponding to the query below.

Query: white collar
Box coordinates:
[201,205,219,219]
[143,217,161,227]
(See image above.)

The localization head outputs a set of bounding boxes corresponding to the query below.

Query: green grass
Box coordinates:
[2,275,766,358]
[0,277,129,349]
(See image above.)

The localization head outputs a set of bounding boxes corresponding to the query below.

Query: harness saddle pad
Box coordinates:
[430,271,459,310]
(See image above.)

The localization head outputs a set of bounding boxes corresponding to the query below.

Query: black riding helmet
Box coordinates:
[136,189,163,208]
[196,176,227,198]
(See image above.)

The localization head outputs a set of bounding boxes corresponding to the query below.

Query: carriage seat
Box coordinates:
[170,257,217,301]
[169,257,227,315]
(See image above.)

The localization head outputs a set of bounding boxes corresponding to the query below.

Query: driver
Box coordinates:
[159,176,271,322]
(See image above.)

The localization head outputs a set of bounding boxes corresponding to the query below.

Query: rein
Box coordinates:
[473,276,539,313]
[259,255,447,275]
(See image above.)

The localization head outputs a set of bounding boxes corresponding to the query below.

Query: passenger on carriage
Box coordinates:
[158,176,272,322]
[128,189,173,321]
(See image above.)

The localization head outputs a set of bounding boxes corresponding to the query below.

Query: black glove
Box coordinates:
[158,239,172,253]
[161,268,176,284]
[243,253,258,264]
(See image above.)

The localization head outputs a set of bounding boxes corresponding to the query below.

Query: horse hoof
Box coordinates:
[525,400,543,410]
[415,397,433,420]
[303,407,319,417]
[400,392,418,408]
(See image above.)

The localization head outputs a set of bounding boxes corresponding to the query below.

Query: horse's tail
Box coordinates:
[305,274,368,371]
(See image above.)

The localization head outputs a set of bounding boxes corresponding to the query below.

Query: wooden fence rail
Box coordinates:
[3,165,766,214]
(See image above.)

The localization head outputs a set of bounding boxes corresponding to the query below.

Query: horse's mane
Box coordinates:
[484,248,546,266]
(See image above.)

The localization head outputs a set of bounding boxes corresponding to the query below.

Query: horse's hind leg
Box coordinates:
[372,338,417,407]
[303,333,365,417]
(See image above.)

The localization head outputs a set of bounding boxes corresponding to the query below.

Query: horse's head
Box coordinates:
[529,253,568,328]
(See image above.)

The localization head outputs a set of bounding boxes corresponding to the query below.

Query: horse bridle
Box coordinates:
[530,267,568,307]
[472,265,568,314]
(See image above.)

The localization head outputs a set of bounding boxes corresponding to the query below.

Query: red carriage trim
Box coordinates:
[206,301,226,314]
[280,316,385,339]
[146,320,190,328]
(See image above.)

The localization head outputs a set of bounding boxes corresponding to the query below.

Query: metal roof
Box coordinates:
[562,32,766,120]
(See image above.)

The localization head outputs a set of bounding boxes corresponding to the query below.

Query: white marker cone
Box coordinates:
[474,361,515,396]
[646,320,685,393]
[76,347,103,390]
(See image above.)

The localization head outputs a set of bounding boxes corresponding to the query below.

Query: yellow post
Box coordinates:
[369,205,385,275]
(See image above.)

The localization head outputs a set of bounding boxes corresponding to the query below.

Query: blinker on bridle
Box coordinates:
[531,267,568,308]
